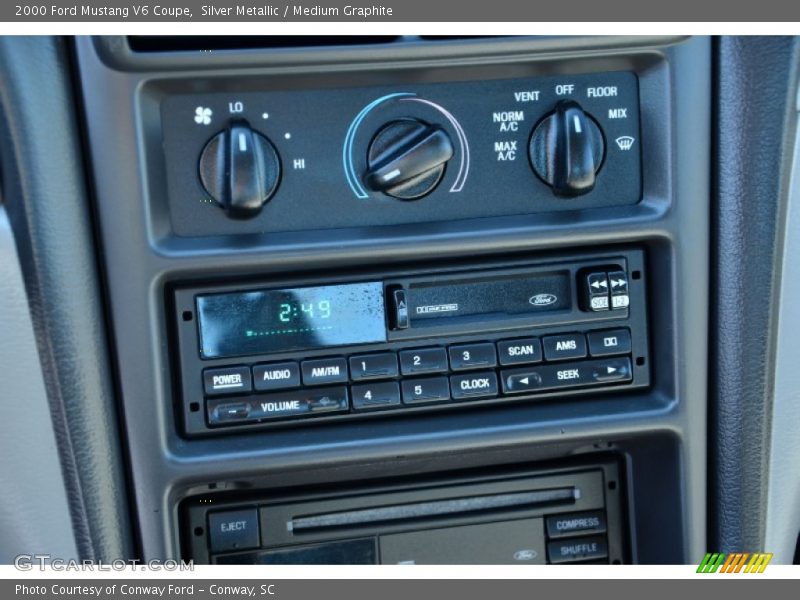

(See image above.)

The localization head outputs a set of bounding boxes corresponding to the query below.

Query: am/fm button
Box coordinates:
[301,357,348,385]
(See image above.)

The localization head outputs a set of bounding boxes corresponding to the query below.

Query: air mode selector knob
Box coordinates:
[364,119,454,200]
[198,120,281,219]
[529,100,605,197]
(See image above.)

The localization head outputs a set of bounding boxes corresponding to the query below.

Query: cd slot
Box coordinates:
[288,487,579,533]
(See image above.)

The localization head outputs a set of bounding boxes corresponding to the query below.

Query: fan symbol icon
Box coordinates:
[194,106,213,125]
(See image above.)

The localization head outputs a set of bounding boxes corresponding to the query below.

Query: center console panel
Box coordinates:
[75,36,710,565]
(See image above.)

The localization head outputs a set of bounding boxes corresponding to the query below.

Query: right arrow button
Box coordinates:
[590,358,632,383]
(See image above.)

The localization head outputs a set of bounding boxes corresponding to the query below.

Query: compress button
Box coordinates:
[546,511,607,539]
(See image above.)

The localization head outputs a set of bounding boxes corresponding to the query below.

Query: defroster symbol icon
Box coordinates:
[615,136,635,151]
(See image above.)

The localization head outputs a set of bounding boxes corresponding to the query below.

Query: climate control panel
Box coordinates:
[160,71,641,237]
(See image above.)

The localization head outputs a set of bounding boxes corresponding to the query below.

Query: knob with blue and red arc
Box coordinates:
[363,118,455,200]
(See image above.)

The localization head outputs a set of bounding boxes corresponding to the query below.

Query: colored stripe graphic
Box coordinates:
[745,553,773,573]
[697,552,772,573]
[697,553,726,573]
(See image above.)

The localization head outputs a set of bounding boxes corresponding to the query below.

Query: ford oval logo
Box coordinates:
[513,549,538,561]
[529,293,557,307]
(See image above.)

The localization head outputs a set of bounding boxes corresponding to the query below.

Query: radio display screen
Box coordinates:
[196,282,386,359]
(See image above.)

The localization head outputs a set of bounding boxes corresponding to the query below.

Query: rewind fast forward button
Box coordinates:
[591,279,608,291]
[608,271,630,310]
[585,272,610,311]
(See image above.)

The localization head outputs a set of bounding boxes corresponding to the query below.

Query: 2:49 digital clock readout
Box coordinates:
[279,299,332,322]
[196,282,387,359]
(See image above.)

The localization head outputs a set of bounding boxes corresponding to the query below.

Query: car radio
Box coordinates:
[182,459,627,565]
[173,248,649,437]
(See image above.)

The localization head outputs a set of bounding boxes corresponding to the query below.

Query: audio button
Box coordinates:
[253,361,301,391]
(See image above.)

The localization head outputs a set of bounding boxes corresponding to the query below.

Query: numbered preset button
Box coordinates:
[399,348,449,375]
[400,377,451,405]
[349,353,399,381]
[351,381,401,411]
[448,343,497,371]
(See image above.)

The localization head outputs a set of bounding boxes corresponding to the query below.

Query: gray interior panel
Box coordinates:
[72,35,710,563]
[765,84,800,563]
[0,36,135,562]
[0,207,77,564]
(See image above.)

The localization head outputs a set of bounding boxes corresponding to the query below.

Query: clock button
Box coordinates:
[301,357,348,385]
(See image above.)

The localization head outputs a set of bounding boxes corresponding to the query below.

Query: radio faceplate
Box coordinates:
[182,459,627,565]
[172,248,649,437]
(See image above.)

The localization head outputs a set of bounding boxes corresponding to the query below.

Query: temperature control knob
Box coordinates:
[529,101,605,197]
[198,121,281,219]
[364,119,454,200]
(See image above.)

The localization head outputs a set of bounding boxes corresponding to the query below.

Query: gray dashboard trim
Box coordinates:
[0,36,134,561]
[764,81,800,563]
[0,207,77,564]
[94,35,689,72]
[710,36,800,554]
